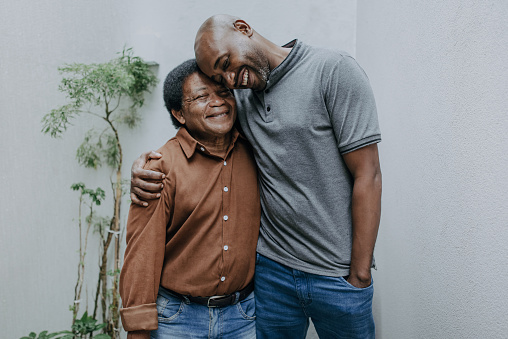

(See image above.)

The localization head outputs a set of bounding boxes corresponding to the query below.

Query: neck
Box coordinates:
[198,132,232,157]
[255,33,292,71]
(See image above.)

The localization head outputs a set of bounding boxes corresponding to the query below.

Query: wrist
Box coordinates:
[349,266,372,282]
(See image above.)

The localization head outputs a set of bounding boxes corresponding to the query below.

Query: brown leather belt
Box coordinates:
[165,281,254,308]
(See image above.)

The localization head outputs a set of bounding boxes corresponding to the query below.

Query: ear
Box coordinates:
[233,20,253,37]
[171,109,186,125]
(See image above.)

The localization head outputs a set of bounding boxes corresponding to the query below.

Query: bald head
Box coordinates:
[194,15,244,60]
[196,14,240,38]
[194,14,288,91]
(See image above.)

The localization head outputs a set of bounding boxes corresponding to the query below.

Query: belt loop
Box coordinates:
[182,295,190,304]
[233,291,240,305]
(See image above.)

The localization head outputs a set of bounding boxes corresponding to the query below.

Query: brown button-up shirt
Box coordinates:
[119,127,260,332]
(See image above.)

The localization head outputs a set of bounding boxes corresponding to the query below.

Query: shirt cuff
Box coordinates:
[120,303,158,331]
[339,134,381,154]
[127,330,151,339]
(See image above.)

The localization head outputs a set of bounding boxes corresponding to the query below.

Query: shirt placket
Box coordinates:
[254,90,273,123]
[264,87,273,122]
[218,148,234,294]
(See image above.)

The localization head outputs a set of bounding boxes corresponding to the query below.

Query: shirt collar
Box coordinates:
[176,127,242,159]
[263,39,302,91]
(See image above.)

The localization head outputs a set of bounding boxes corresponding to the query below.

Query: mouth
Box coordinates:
[236,67,249,88]
[206,110,229,119]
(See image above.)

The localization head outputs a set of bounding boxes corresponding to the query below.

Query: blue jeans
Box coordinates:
[151,286,256,339]
[255,253,375,339]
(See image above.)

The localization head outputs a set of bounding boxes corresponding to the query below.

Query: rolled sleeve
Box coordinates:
[127,330,151,339]
[120,303,158,331]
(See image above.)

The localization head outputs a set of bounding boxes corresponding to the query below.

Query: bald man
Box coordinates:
[132,14,382,339]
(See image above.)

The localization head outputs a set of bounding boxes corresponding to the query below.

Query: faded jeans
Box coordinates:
[151,286,256,339]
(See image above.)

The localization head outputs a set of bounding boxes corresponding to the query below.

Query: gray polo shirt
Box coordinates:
[234,40,381,277]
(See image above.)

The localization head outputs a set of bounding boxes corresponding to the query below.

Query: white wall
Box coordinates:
[357,1,508,338]
[0,1,356,337]
[0,0,131,335]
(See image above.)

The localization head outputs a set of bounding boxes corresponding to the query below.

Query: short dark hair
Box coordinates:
[163,59,200,128]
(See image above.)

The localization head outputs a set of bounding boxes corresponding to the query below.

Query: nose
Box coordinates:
[223,71,236,89]
[208,92,226,106]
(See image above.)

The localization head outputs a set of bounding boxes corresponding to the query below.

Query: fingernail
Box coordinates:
[156,193,161,198]
[162,174,166,179]
[143,202,148,207]
[160,184,164,188]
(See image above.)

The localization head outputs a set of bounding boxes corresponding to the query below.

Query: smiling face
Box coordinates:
[172,72,236,145]
[195,26,270,91]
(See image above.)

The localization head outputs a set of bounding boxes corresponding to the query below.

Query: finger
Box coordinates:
[148,151,162,160]
[132,155,148,172]
[133,168,165,181]
[130,192,148,207]
[132,178,164,193]
[132,186,162,200]
[140,150,154,160]
[133,150,159,169]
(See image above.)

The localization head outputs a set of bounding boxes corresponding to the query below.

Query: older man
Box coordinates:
[120,59,259,339]
[132,14,382,339]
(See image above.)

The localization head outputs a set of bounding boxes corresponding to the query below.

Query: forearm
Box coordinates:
[349,172,382,281]
[120,189,170,331]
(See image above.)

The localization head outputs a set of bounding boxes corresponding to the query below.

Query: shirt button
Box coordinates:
[224,161,227,166]
[200,147,205,152]
[267,106,271,112]
[221,276,226,282]
[223,215,228,221]
[223,186,229,192]
[224,245,229,251]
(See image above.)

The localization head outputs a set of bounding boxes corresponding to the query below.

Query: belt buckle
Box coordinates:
[207,295,227,308]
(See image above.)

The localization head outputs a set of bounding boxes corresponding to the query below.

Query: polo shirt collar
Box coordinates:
[263,39,302,91]
[176,127,241,159]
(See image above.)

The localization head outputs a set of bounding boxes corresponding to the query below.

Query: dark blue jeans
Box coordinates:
[255,253,375,339]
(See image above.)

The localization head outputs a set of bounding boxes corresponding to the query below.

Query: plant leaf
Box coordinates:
[41,104,78,138]
[93,334,111,339]
[76,130,102,169]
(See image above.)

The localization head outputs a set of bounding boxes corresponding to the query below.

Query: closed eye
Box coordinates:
[219,89,232,97]
[212,75,224,85]
[190,94,209,103]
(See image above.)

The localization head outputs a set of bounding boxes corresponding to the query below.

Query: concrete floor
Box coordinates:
[306,322,319,339]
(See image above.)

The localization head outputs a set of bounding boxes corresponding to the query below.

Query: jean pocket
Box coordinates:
[340,276,374,290]
[156,293,184,321]
[236,291,256,320]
